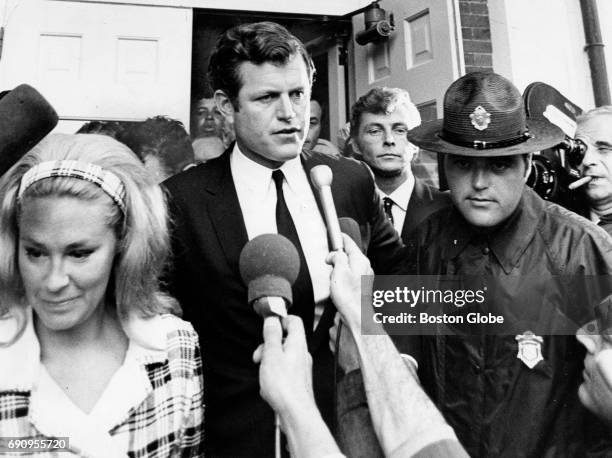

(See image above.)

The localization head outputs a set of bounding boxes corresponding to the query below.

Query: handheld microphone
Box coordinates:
[310,165,343,251]
[0,84,58,176]
[239,233,300,318]
[240,234,301,458]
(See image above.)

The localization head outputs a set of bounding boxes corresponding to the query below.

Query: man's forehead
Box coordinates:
[360,105,414,125]
[310,101,322,118]
[197,98,217,110]
[236,55,310,89]
[577,113,612,137]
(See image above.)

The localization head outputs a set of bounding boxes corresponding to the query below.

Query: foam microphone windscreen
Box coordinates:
[239,233,300,305]
[0,84,58,176]
[339,217,364,252]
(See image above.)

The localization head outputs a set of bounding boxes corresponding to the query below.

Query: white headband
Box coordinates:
[18,160,127,213]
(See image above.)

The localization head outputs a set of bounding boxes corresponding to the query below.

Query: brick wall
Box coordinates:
[459,0,493,73]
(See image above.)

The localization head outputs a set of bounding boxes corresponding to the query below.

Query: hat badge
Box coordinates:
[470,105,491,131]
[515,331,544,369]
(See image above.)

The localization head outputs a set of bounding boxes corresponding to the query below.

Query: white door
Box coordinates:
[0,0,192,132]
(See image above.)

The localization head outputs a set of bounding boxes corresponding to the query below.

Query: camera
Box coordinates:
[523,82,589,215]
[527,136,586,200]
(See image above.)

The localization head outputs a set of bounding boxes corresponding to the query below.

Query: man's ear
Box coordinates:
[524,153,533,181]
[215,90,235,118]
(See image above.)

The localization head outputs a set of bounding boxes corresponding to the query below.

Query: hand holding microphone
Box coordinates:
[240,234,306,457]
[253,315,315,422]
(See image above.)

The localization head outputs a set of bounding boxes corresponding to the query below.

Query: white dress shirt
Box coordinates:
[231,144,332,327]
[378,174,415,234]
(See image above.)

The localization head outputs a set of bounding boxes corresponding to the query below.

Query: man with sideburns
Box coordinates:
[163,22,404,456]
[404,72,612,456]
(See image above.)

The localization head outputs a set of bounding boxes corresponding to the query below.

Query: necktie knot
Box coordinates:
[272,169,285,192]
[382,196,394,225]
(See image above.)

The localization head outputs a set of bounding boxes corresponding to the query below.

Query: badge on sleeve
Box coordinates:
[515,331,544,369]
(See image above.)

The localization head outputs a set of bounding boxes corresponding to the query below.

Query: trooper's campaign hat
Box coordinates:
[407,72,564,156]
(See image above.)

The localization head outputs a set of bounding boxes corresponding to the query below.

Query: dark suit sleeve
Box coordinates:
[162,183,196,322]
[359,161,408,275]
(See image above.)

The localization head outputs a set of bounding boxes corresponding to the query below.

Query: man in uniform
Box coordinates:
[405,72,612,456]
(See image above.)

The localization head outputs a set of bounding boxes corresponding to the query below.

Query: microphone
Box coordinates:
[0,84,58,176]
[240,234,300,458]
[339,217,364,252]
[239,233,300,318]
[310,165,343,251]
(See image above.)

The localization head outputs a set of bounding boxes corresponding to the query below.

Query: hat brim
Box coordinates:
[407,118,565,156]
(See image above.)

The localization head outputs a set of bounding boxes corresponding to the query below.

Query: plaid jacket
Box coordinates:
[0,311,204,457]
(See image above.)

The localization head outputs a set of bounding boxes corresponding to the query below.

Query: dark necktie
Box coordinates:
[383,196,395,226]
[272,170,314,335]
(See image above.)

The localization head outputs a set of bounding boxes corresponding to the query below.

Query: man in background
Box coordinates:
[576,105,612,236]
[304,95,340,156]
[122,115,194,182]
[350,87,449,242]
[192,95,233,162]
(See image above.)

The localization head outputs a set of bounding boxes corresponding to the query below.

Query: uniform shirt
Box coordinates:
[406,187,612,456]
[231,143,332,326]
[0,309,203,458]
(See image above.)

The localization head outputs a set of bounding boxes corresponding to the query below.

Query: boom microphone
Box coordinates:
[0,84,58,176]
[310,165,344,251]
[239,233,300,318]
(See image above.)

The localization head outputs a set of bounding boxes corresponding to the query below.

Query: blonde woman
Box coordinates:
[0,134,203,457]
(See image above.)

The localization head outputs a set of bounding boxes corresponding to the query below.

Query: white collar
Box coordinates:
[0,307,172,457]
[0,307,168,391]
[230,143,304,194]
[379,174,415,212]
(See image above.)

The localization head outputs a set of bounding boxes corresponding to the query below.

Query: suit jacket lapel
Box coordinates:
[206,148,249,271]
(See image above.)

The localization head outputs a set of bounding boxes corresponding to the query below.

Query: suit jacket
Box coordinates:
[399,179,451,243]
[163,147,404,457]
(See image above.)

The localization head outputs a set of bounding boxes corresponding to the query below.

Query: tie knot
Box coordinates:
[382,196,394,225]
[272,169,285,191]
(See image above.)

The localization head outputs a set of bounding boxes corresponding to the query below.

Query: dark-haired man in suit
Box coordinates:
[350,86,449,242]
[164,21,404,457]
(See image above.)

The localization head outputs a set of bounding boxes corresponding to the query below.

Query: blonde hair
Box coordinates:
[0,133,179,319]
